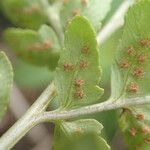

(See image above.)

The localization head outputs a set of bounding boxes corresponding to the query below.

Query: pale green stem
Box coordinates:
[0,81,150,150]
[38,96,150,122]
[97,0,135,44]
[0,83,56,150]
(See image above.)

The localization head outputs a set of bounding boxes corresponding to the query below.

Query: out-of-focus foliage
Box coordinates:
[60,0,112,31]
[14,59,53,89]
[1,0,46,29]
[4,25,60,70]
[0,51,13,120]
[110,0,150,149]
[53,119,110,150]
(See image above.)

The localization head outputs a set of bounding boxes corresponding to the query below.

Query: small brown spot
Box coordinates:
[23,4,40,14]
[139,39,150,47]
[136,113,145,121]
[43,40,52,49]
[144,138,150,144]
[80,60,88,69]
[31,4,40,12]
[128,82,139,93]
[81,0,88,6]
[120,59,129,69]
[23,7,33,15]
[72,9,80,16]
[122,107,131,113]
[141,126,149,134]
[127,46,135,56]
[81,46,89,55]
[138,53,147,63]
[129,128,137,136]
[75,90,84,99]
[75,79,84,87]
[133,67,144,78]
[63,0,68,5]
[63,63,73,72]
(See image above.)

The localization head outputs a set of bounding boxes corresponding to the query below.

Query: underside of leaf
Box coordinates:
[55,16,103,108]
[110,1,150,149]
[1,0,46,29]
[60,0,112,31]
[0,51,13,120]
[111,0,150,101]
[4,25,60,70]
[53,119,110,150]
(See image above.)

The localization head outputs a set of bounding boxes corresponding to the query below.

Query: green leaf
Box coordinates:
[102,0,123,25]
[60,0,112,31]
[110,1,150,149]
[53,119,110,150]
[0,51,13,120]
[4,25,60,70]
[111,0,150,100]
[14,59,53,89]
[1,0,46,29]
[119,106,150,150]
[55,16,103,108]
[61,119,103,136]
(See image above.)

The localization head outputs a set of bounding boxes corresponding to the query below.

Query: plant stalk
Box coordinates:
[0,81,150,150]
[0,83,56,150]
[38,96,150,122]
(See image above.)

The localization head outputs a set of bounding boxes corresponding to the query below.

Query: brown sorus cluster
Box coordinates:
[75,90,84,99]
[43,40,52,49]
[129,128,137,136]
[127,46,135,56]
[75,79,84,87]
[74,78,85,99]
[63,63,73,72]
[139,39,150,47]
[31,4,40,11]
[63,0,68,5]
[23,4,40,14]
[28,41,52,51]
[144,137,150,144]
[23,8,33,15]
[80,60,88,69]
[81,0,88,6]
[136,113,145,121]
[133,67,144,78]
[128,82,139,93]
[120,59,129,69]
[72,9,81,16]
[138,53,147,63]
[141,126,150,135]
